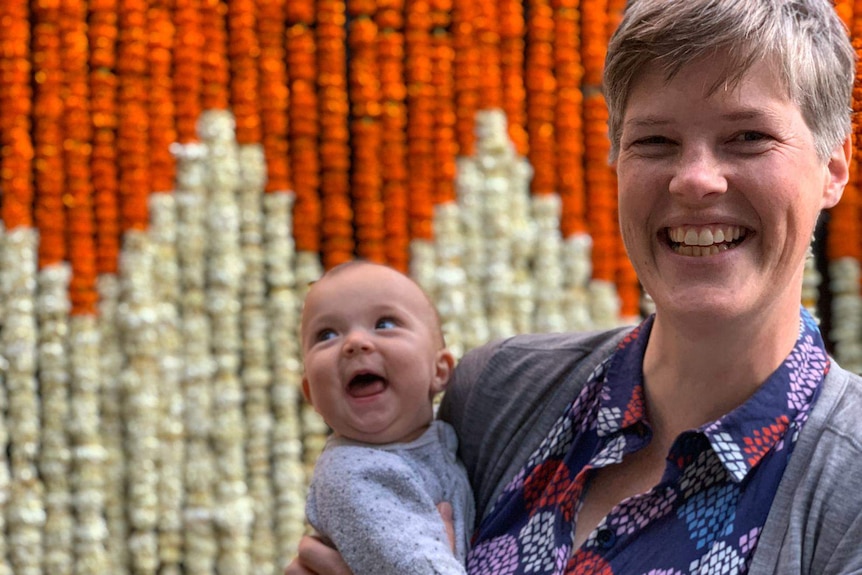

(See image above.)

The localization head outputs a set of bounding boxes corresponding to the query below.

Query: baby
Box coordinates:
[300,260,474,575]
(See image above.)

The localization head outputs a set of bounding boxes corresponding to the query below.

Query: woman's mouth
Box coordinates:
[666,224,748,256]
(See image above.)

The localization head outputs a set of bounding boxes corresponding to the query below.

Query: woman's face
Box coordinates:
[615,54,849,325]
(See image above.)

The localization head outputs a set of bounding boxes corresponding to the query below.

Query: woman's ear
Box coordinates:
[822,135,852,209]
[430,349,456,396]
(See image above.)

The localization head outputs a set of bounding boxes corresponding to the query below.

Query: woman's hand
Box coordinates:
[284,535,353,575]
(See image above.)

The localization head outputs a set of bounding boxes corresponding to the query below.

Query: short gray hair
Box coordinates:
[603,0,855,162]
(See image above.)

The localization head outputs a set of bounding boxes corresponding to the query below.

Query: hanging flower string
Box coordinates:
[526,0,557,197]
[32,0,65,267]
[405,0,435,242]
[90,0,121,275]
[201,0,230,112]
[475,0,502,110]
[348,3,386,264]
[64,0,98,316]
[375,0,410,271]
[117,0,150,232]
[287,6,321,253]
[149,1,176,194]
[555,0,586,235]
[318,0,354,268]
[431,1,457,206]
[0,0,34,230]
[173,0,203,144]
[500,0,528,156]
[258,0,290,193]
[229,0,261,146]
[452,0,479,157]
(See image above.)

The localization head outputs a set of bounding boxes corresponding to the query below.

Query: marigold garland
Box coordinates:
[318,0,354,268]
[405,0,435,241]
[431,14,458,206]
[526,0,557,197]
[474,0,502,110]
[201,0,230,111]
[554,0,587,236]
[258,0,291,193]
[0,0,34,230]
[348,6,386,263]
[89,0,121,275]
[148,1,176,194]
[451,0,479,157]
[173,0,203,144]
[229,0,262,145]
[117,0,150,232]
[286,17,321,253]
[376,0,410,272]
[32,0,66,268]
[63,0,98,315]
[499,0,528,156]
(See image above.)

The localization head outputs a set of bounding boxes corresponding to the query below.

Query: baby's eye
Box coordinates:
[375,317,397,330]
[315,328,337,342]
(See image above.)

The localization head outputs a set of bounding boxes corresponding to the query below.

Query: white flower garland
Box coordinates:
[3,227,45,575]
[198,110,252,575]
[37,263,73,575]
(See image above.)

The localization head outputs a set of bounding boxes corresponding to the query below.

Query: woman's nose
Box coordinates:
[668,147,728,200]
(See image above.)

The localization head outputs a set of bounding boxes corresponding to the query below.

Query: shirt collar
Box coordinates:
[597,309,828,482]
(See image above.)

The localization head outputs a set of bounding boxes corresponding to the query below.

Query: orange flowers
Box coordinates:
[0,0,34,231]
[526,0,557,197]
[258,0,290,193]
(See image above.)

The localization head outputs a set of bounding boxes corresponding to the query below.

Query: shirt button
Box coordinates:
[596,528,616,549]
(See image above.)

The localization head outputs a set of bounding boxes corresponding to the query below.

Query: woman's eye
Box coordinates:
[734,131,769,143]
[315,329,337,342]
[375,317,397,330]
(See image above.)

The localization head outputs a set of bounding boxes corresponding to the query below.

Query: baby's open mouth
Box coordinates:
[347,373,387,398]
[666,224,748,257]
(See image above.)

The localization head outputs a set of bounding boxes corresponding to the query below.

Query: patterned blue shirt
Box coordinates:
[466,309,829,575]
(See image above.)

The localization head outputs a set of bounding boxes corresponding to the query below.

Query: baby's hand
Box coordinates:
[284,535,353,575]
[438,501,456,552]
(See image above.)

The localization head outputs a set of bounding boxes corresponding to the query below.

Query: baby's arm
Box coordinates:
[307,449,467,575]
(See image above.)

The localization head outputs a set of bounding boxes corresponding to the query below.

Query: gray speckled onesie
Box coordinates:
[305,420,475,575]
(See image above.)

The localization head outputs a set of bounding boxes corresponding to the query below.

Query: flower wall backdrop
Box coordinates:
[0,0,860,573]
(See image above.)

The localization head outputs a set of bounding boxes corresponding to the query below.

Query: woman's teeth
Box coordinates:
[668,225,746,256]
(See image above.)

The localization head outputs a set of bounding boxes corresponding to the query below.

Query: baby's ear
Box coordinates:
[431,349,455,395]
[301,376,313,405]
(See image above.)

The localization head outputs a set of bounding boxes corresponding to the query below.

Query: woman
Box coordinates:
[287,0,862,573]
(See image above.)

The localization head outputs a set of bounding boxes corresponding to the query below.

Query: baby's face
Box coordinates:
[300,264,452,444]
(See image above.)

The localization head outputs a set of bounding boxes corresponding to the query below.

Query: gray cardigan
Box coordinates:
[439,328,862,574]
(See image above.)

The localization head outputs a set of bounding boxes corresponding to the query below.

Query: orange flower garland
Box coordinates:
[317,0,354,268]
[90,0,120,275]
[32,0,66,267]
[554,0,587,236]
[63,0,99,315]
[258,0,290,193]
[474,0,502,111]
[286,11,321,253]
[173,0,203,144]
[149,1,176,194]
[376,0,410,272]
[348,3,386,263]
[229,0,261,145]
[526,0,557,197]
[117,0,150,232]
[0,0,34,231]
[431,3,458,206]
[827,2,861,263]
[452,0,479,157]
[405,0,436,241]
[201,0,230,112]
[499,0,528,156]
